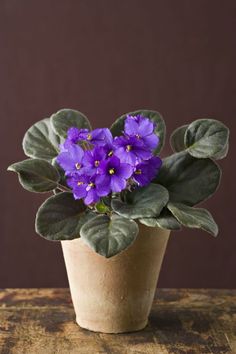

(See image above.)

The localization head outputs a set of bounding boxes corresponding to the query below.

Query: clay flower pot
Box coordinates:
[61,223,170,333]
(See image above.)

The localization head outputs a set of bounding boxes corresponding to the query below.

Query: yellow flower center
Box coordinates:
[135,169,142,175]
[88,182,95,188]
[108,150,113,157]
[87,133,92,141]
[109,168,115,175]
[75,163,81,170]
[77,181,84,186]
[126,145,132,152]
[94,160,100,167]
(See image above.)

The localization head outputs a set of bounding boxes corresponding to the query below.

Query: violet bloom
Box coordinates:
[83,146,107,175]
[63,127,89,150]
[132,156,162,186]
[56,144,85,175]
[97,156,133,193]
[67,174,110,205]
[125,115,159,150]
[114,135,152,165]
[85,128,113,146]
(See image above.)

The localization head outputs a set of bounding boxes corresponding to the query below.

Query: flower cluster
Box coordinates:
[57,115,162,205]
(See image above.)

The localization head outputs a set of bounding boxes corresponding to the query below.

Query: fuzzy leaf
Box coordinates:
[156,151,221,206]
[8,159,60,193]
[52,159,68,188]
[80,214,139,258]
[170,125,188,152]
[212,142,229,160]
[35,192,95,240]
[23,118,62,161]
[167,202,218,236]
[185,119,229,159]
[110,109,166,154]
[111,184,169,219]
[139,209,181,230]
[50,109,91,138]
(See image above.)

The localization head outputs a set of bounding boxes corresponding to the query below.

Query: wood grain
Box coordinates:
[0,289,235,354]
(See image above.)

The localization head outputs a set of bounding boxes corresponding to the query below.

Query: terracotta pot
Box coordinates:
[61,223,170,333]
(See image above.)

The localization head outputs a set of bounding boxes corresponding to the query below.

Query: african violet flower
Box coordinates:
[97,156,133,193]
[66,127,89,145]
[114,135,152,165]
[67,174,110,205]
[57,144,85,175]
[132,156,162,186]
[83,146,107,175]
[125,115,159,150]
[85,128,113,146]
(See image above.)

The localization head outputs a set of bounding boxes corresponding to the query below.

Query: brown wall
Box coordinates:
[1,0,235,288]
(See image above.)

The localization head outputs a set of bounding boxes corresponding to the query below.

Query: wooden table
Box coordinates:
[0,289,235,354]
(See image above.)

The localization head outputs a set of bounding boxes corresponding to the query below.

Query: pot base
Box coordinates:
[76,317,148,334]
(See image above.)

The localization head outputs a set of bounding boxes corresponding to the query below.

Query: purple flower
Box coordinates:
[114,135,152,165]
[62,127,89,150]
[83,146,107,175]
[67,174,110,205]
[56,144,85,175]
[132,156,162,186]
[97,156,133,193]
[67,175,88,199]
[85,128,113,146]
[125,115,159,150]
[68,127,89,143]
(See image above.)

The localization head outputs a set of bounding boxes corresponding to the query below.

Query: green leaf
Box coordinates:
[110,109,166,154]
[35,192,95,240]
[52,159,67,188]
[139,209,181,230]
[50,109,91,138]
[184,119,229,159]
[212,142,229,160]
[111,184,169,219]
[23,118,62,161]
[8,159,60,193]
[167,202,218,236]
[170,124,188,152]
[80,214,139,258]
[155,151,221,206]
[170,121,229,160]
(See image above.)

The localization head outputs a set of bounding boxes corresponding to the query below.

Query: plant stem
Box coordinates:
[57,183,71,192]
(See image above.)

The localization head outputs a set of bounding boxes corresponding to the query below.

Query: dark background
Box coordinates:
[1,0,235,288]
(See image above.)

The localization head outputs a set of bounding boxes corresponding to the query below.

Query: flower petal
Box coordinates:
[115,148,137,165]
[57,152,75,171]
[143,134,159,150]
[135,147,152,160]
[73,185,88,199]
[84,189,99,205]
[125,117,139,136]
[103,128,113,144]
[96,174,111,196]
[117,163,133,179]
[110,175,126,192]
[69,144,84,161]
[96,184,111,197]
[138,117,154,136]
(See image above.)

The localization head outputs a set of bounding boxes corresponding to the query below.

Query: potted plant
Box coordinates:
[8,109,229,333]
